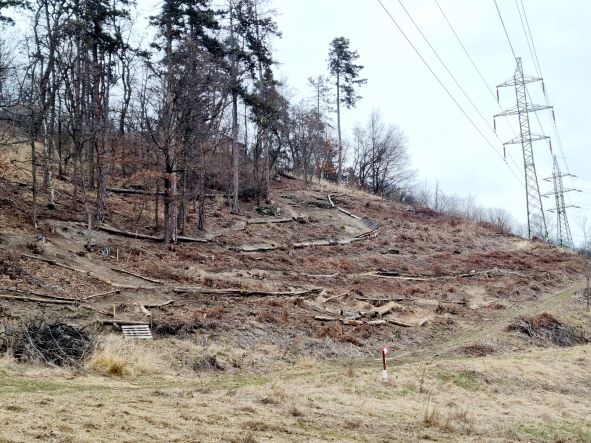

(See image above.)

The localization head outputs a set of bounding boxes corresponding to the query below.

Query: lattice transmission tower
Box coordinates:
[494,57,549,240]
[543,155,576,248]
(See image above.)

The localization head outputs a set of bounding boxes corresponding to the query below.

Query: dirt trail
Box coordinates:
[393,279,587,364]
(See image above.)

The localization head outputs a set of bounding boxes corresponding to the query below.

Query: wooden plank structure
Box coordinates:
[121,324,153,340]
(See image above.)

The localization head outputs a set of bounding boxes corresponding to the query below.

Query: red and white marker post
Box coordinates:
[381,346,389,382]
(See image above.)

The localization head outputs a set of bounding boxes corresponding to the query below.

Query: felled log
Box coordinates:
[337,206,361,219]
[246,217,293,225]
[107,187,165,196]
[0,294,75,305]
[99,225,162,241]
[355,296,410,303]
[293,234,375,249]
[110,267,163,284]
[305,272,339,279]
[341,319,364,326]
[314,315,338,321]
[368,301,403,317]
[366,320,387,326]
[173,287,324,297]
[293,240,332,248]
[387,318,413,328]
[231,243,280,252]
[312,317,387,326]
[144,300,174,308]
[99,225,208,243]
[1,288,74,302]
[176,235,209,243]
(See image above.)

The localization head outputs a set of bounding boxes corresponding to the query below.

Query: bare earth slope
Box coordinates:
[0,155,590,442]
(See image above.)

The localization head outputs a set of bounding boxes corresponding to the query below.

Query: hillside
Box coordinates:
[1,145,591,442]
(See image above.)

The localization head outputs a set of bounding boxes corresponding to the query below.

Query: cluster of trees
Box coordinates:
[409,180,517,235]
[0,0,414,244]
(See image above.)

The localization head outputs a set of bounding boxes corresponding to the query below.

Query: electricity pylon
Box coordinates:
[494,57,549,241]
[543,155,577,248]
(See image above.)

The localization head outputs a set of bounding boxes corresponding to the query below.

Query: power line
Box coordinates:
[375,0,524,186]
[494,0,516,59]
[397,1,516,159]
[432,0,525,184]
[516,0,572,177]
[434,0,497,102]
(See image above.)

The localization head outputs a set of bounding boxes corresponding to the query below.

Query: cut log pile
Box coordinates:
[313,299,424,327]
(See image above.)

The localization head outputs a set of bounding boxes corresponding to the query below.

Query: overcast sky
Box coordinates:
[269,0,591,245]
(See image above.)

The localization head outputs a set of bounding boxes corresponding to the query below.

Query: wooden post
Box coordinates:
[381,346,389,382]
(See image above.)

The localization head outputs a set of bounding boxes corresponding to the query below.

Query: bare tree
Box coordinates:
[352,110,412,196]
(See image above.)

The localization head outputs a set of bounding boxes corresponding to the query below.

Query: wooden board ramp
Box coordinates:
[121,324,153,340]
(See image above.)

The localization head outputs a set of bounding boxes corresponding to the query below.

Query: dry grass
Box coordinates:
[0,342,590,442]
[86,335,167,377]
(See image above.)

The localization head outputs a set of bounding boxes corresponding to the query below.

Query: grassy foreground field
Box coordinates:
[0,339,590,442]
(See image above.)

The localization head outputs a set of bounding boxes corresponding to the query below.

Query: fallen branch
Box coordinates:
[20,254,88,274]
[110,267,163,284]
[327,194,335,208]
[19,254,156,290]
[84,289,121,301]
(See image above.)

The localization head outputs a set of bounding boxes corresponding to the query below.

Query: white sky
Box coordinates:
[270,0,591,245]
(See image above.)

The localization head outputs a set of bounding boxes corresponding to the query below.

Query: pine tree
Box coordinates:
[327,37,365,184]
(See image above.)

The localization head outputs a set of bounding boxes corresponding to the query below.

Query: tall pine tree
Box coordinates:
[328,37,365,184]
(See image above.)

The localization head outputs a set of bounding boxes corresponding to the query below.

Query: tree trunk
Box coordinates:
[336,72,342,184]
[164,155,178,245]
[231,90,239,213]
